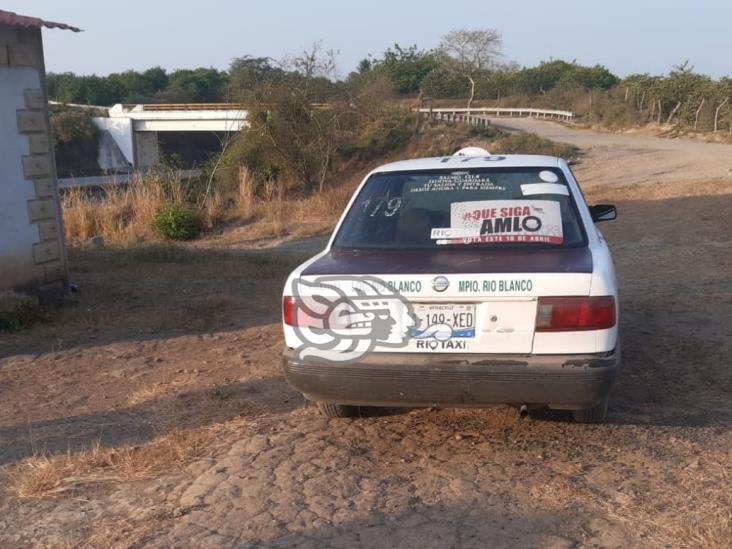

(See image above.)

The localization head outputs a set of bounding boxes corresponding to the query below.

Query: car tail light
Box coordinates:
[536,296,616,331]
[283,296,295,326]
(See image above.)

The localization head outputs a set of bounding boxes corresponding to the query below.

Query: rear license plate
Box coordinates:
[411,303,476,338]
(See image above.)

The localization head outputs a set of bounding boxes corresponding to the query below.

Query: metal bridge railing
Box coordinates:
[418,107,575,123]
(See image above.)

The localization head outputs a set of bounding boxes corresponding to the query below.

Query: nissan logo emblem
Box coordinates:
[432,276,449,292]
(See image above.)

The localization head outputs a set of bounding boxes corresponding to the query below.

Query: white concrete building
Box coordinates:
[0,10,79,296]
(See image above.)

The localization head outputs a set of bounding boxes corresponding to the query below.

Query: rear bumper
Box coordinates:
[282,348,620,409]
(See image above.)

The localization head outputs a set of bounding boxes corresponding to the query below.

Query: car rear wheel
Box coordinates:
[316,402,360,418]
[571,397,609,423]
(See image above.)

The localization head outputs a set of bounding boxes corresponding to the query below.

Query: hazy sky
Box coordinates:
[6,1,732,78]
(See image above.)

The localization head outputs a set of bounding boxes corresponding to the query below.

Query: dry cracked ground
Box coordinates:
[1,123,732,548]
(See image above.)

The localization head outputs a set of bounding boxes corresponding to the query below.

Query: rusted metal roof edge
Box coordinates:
[0,10,81,32]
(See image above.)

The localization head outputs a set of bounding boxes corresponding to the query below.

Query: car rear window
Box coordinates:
[333,167,586,250]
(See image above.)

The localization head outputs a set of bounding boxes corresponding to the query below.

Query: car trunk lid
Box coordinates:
[296,247,593,354]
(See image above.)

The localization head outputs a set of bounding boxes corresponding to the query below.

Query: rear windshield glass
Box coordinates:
[334,167,586,249]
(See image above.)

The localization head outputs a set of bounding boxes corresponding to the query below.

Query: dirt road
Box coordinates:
[1,123,731,548]
[490,117,732,189]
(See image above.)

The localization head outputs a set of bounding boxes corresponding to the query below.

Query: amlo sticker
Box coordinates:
[432,199,564,245]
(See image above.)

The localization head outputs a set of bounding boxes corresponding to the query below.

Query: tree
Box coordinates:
[658,61,710,125]
[372,44,439,94]
[559,64,619,90]
[623,73,656,113]
[103,68,168,103]
[228,56,284,99]
[234,46,348,193]
[421,67,470,99]
[46,72,84,103]
[281,42,343,101]
[286,42,338,81]
[344,56,375,91]
[46,66,227,105]
[437,28,502,110]
[163,68,228,102]
[713,77,732,132]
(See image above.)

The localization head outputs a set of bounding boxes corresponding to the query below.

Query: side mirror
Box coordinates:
[589,204,617,223]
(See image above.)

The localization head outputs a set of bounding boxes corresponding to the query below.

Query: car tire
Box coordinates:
[571,397,609,424]
[316,402,360,418]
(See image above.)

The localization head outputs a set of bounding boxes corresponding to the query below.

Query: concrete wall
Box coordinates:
[133,131,160,168]
[93,116,134,165]
[0,24,67,295]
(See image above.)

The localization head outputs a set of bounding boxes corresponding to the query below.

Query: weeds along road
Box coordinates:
[0,122,731,547]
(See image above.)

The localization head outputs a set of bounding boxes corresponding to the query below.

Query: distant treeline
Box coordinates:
[46,55,620,106]
[47,42,732,133]
[47,67,228,105]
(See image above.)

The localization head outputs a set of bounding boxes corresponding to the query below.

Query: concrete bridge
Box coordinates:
[91,104,573,172]
[92,103,247,171]
[58,103,576,187]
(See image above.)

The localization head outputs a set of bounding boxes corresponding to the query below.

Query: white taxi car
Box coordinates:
[282,148,620,423]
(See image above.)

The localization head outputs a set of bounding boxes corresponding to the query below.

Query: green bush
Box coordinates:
[421,67,469,98]
[151,205,201,240]
[372,44,439,94]
[0,291,43,332]
[348,108,417,160]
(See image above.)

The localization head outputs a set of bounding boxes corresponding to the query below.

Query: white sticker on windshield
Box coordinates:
[539,170,559,183]
[521,183,569,196]
[431,227,480,239]
[436,200,564,245]
[408,172,506,193]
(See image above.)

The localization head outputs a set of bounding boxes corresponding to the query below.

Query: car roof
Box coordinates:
[373,154,562,173]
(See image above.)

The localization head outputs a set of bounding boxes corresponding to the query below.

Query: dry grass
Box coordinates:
[127,383,171,406]
[61,119,502,246]
[61,165,340,246]
[525,457,732,549]
[63,172,184,245]
[62,120,593,248]
[12,428,220,499]
[604,483,732,549]
[62,168,235,245]
[240,177,357,241]
[221,121,500,243]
